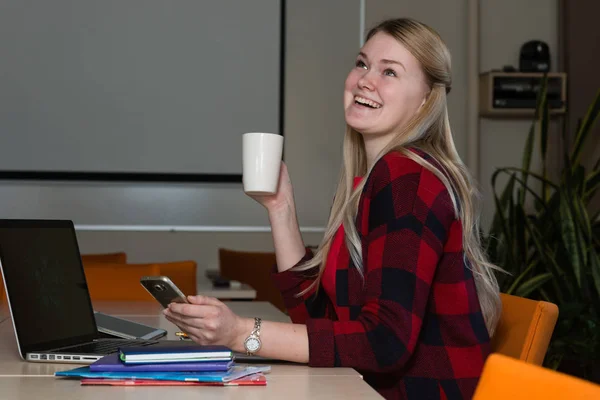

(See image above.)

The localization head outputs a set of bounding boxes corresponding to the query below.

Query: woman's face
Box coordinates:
[344,32,430,140]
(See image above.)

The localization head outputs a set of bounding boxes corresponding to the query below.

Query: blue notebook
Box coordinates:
[55,365,271,382]
[120,344,233,364]
[90,353,234,372]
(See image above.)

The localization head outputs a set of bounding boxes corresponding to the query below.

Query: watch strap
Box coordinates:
[251,317,262,336]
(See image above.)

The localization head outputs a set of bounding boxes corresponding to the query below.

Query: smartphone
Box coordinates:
[140,276,189,308]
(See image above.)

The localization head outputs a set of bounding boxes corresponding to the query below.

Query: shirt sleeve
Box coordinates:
[271,248,331,323]
[305,154,457,373]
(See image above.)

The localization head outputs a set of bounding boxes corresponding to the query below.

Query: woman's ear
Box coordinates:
[417,91,429,112]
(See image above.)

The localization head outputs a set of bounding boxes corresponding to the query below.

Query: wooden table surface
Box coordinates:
[0,301,382,399]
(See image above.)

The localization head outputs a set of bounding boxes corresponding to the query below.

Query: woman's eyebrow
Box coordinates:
[358,52,406,71]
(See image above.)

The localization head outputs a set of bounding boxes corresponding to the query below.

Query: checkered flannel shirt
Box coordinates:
[272,150,491,400]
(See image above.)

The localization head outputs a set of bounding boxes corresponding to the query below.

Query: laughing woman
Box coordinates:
[165,18,502,400]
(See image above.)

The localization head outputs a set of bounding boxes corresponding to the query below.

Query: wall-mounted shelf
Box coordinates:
[479,71,567,118]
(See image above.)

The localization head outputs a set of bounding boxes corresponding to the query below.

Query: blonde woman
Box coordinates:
[165,18,501,400]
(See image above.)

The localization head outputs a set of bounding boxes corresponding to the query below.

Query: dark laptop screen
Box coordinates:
[0,220,97,353]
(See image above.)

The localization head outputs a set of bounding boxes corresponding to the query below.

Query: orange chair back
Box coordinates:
[491,293,559,365]
[219,248,285,312]
[81,252,128,264]
[84,260,197,301]
[155,261,197,298]
[84,262,160,301]
[473,353,600,399]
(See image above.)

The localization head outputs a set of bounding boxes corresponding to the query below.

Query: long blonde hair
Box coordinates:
[294,18,502,336]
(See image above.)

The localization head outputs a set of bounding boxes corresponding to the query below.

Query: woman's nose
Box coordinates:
[357,71,375,91]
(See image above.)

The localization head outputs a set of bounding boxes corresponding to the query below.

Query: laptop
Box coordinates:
[0,219,160,364]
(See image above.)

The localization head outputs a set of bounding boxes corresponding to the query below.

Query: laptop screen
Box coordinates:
[0,220,97,354]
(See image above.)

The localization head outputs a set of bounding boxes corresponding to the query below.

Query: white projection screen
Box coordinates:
[0,0,283,181]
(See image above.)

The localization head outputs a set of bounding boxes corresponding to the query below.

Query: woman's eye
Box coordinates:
[383,69,397,77]
[355,60,367,69]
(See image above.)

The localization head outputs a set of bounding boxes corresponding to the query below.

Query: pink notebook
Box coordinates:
[80,374,267,386]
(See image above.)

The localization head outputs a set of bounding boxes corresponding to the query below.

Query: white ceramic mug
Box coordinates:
[242,132,284,195]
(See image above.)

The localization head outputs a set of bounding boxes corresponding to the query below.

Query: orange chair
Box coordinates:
[491,293,559,365]
[473,353,600,399]
[84,262,159,301]
[157,261,198,298]
[81,252,128,264]
[84,261,197,301]
[219,248,286,312]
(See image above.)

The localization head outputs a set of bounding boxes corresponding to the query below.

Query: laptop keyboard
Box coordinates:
[51,340,157,355]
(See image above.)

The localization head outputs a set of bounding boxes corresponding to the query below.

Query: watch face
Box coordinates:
[245,336,261,353]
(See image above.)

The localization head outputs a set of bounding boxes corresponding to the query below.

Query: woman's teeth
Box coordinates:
[354,96,382,109]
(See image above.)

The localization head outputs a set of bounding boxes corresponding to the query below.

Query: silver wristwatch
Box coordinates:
[243,317,262,355]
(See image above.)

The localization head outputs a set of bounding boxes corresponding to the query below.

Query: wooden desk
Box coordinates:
[0,376,381,399]
[91,301,283,321]
[196,277,257,300]
[0,301,382,399]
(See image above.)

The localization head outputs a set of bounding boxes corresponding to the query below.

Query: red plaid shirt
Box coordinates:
[272,150,491,399]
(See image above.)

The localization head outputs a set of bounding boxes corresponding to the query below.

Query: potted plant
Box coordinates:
[485,80,600,382]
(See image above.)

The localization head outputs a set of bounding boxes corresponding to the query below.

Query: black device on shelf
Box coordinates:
[520,40,551,73]
[479,71,567,118]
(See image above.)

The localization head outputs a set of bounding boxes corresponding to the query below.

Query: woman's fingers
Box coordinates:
[186,295,223,307]
[163,301,238,347]
[167,303,218,319]
[164,313,217,343]
[164,314,201,335]
[164,310,219,335]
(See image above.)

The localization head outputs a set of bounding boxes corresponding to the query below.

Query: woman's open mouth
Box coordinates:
[354,95,382,109]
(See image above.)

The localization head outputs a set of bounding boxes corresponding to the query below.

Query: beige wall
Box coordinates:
[479,0,559,226]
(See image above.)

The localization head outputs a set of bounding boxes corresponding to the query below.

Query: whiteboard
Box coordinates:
[0,0,282,178]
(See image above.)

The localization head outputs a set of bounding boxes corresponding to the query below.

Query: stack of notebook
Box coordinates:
[54,344,269,386]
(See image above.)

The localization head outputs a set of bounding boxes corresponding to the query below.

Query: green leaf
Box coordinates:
[515,273,553,298]
[584,169,600,200]
[571,89,600,167]
[524,217,570,303]
[508,194,518,269]
[515,203,528,266]
[490,170,518,269]
[572,165,586,199]
[488,172,516,241]
[559,191,582,288]
[540,92,549,162]
[538,188,562,236]
[590,249,600,299]
[541,98,550,203]
[493,168,554,209]
[539,288,552,302]
[520,119,536,205]
[507,261,537,295]
[573,196,593,245]
[494,167,559,190]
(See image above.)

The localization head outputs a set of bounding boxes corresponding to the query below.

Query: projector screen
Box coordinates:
[0,0,282,181]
